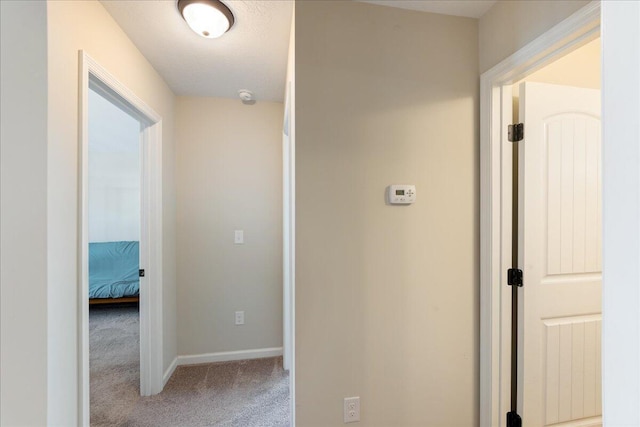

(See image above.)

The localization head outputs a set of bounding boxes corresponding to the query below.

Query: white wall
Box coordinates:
[46,1,176,424]
[88,88,141,243]
[176,97,283,357]
[479,0,591,73]
[0,1,49,425]
[295,2,478,425]
[602,1,640,424]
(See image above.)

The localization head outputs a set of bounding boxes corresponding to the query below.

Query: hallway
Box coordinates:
[90,306,289,426]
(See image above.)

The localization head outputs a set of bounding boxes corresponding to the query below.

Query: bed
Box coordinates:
[89,241,140,304]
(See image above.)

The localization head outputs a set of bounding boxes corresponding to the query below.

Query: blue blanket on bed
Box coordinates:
[89,241,140,299]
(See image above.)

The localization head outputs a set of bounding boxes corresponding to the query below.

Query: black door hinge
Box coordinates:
[139,269,145,277]
[506,411,522,427]
[508,123,524,142]
[508,268,523,287]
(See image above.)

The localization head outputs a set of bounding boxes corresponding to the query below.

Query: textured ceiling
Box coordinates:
[357,0,497,18]
[101,0,293,102]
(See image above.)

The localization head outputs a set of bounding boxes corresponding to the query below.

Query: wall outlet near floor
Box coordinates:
[234,229,244,244]
[235,311,245,325]
[343,397,360,423]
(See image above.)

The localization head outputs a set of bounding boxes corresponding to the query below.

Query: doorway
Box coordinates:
[479,3,602,426]
[87,82,143,423]
[511,41,602,425]
[78,51,164,425]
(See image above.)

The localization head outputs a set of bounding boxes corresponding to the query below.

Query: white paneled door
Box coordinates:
[518,82,602,427]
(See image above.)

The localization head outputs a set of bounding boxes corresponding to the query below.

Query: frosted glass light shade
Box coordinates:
[178,0,234,39]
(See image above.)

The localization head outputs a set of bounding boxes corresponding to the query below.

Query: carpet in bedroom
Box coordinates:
[89,305,290,426]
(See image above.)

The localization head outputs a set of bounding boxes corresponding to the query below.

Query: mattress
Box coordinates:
[89,241,140,299]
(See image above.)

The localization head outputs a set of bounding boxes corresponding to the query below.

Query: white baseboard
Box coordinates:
[177,347,283,366]
[163,356,178,386]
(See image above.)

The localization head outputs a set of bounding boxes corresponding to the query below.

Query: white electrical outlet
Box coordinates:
[343,397,360,423]
[235,311,245,325]
[234,230,244,244]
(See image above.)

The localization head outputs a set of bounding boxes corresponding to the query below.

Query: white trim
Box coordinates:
[78,50,91,427]
[282,82,292,372]
[78,51,164,426]
[479,3,601,426]
[163,356,178,386]
[284,9,296,426]
[177,348,284,366]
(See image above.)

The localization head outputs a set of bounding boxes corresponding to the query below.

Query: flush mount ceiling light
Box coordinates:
[177,0,235,39]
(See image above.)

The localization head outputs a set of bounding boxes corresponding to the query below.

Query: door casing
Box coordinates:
[479,2,601,426]
[78,51,164,426]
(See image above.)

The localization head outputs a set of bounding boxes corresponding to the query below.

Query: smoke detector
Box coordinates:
[238,89,256,105]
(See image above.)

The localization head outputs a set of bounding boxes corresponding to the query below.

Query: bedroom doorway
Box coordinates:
[79,52,164,425]
[87,82,143,424]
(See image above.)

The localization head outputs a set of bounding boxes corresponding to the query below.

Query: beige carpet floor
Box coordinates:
[90,305,290,427]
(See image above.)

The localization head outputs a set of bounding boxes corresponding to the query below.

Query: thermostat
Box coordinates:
[388,185,416,204]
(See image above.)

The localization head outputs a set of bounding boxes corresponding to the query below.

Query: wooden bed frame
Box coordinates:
[89,296,139,305]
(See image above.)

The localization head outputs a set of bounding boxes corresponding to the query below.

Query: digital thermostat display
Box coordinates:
[388,185,416,205]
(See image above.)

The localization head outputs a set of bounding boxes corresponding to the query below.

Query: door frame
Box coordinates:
[283,75,297,427]
[479,2,601,426]
[78,51,164,426]
[283,80,296,425]
[283,81,294,374]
